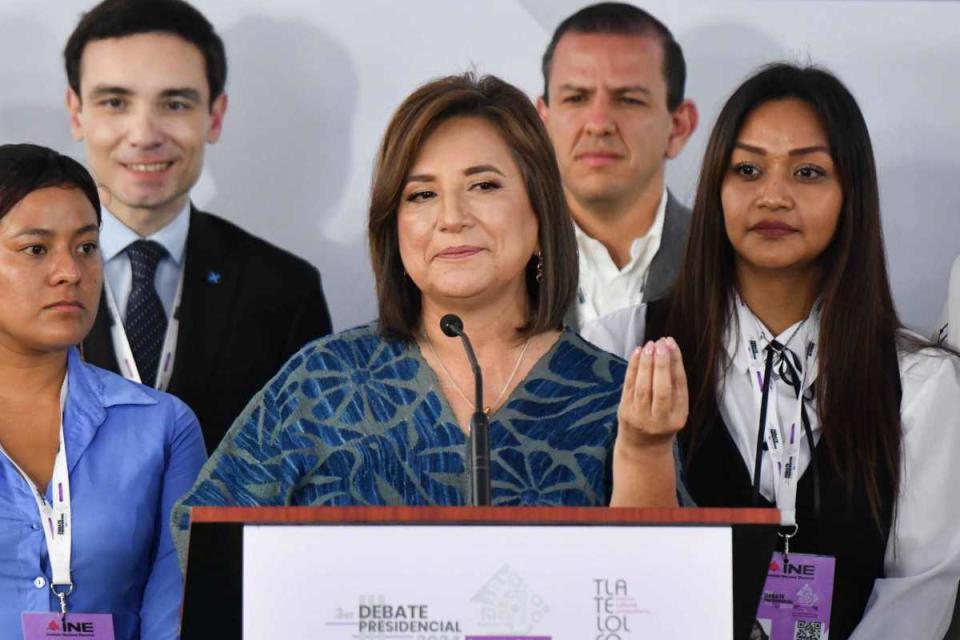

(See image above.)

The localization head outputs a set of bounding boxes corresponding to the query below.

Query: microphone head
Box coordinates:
[439,314,464,338]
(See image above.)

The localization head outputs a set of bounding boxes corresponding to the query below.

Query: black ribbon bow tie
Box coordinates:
[767,339,803,399]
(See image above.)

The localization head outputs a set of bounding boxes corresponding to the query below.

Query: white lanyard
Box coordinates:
[103,264,184,392]
[736,297,818,527]
[0,377,73,613]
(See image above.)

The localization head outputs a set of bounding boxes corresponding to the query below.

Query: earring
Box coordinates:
[535,250,543,283]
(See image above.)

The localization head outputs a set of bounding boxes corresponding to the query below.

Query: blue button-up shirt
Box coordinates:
[100,203,190,320]
[0,348,206,639]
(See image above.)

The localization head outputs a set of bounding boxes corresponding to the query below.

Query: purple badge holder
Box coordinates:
[755,552,835,640]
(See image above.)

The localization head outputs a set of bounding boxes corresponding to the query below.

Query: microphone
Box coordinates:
[440,315,479,384]
[439,314,463,338]
[439,314,491,506]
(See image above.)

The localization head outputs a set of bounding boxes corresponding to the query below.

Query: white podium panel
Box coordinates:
[243,524,732,640]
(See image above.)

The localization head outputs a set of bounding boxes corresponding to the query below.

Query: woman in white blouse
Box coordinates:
[642,63,960,639]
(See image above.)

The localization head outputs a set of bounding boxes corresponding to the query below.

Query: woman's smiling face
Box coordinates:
[397,116,539,310]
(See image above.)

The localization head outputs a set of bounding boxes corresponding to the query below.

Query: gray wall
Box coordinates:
[2,0,957,332]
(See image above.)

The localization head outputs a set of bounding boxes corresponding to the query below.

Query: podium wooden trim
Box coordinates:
[182,506,779,639]
[191,504,780,524]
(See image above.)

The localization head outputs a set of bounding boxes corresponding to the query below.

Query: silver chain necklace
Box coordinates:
[422,331,532,415]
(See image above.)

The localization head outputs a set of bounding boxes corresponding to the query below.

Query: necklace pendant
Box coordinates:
[483,406,491,416]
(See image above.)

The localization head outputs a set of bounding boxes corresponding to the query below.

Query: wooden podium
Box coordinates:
[182,506,779,639]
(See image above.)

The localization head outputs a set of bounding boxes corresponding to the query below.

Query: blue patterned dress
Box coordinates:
[172,323,628,553]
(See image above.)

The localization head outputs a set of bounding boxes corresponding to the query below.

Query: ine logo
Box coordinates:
[770,560,816,577]
[22,613,111,639]
[43,619,96,635]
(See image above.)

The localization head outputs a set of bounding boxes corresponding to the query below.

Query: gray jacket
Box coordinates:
[566,190,692,329]
[642,190,692,303]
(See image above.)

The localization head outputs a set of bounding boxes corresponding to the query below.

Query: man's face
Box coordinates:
[538,32,690,211]
[67,32,226,221]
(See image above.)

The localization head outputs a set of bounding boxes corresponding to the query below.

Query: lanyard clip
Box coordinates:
[778,524,799,565]
[51,583,72,621]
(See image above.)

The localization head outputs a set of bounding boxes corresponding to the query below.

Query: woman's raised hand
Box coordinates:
[610,337,689,507]
[617,337,688,452]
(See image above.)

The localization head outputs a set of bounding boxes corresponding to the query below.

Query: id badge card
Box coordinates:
[22,613,115,640]
[754,552,835,640]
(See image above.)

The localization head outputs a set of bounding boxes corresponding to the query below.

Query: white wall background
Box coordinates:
[1,0,957,333]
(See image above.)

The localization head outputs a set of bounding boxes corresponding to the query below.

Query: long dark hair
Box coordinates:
[671,63,903,526]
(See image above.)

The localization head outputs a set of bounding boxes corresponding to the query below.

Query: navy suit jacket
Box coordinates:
[83,207,333,453]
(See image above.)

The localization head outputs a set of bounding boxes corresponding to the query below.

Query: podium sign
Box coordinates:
[243,524,733,639]
[182,506,779,639]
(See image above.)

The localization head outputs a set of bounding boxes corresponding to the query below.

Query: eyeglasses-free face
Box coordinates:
[0,187,101,355]
[538,32,692,214]
[397,116,540,314]
[722,97,843,278]
[67,32,226,228]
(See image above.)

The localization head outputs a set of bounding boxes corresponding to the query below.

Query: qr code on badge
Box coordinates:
[794,619,824,640]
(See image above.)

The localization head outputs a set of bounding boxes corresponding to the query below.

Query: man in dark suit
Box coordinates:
[64,0,332,453]
[537,3,698,356]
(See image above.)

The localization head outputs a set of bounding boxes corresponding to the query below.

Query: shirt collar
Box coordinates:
[64,347,157,474]
[99,201,191,266]
[573,186,668,271]
[726,296,822,374]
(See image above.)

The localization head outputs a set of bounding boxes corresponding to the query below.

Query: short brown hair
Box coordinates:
[369,73,578,340]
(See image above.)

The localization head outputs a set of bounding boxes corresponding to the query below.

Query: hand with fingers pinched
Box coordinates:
[618,336,689,450]
[610,336,689,507]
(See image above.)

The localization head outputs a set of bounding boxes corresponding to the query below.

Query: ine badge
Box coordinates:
[755,552,835,640]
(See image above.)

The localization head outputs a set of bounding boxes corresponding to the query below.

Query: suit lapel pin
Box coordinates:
[207,270,222,285]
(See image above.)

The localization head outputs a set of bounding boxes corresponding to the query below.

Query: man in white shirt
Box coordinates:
[64,0,333,453]
[537,2,698,356]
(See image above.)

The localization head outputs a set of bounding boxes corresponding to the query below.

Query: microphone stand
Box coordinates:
[440,315,491,506]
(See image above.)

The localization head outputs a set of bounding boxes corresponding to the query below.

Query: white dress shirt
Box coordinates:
[720,302,960,639]
[573,187,667,328]
[100,203,191,320]
[574,187,667,358]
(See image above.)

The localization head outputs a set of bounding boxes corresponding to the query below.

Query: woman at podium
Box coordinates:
[0,145,207,639]
[172,73,690,559]
[642,64,960,638]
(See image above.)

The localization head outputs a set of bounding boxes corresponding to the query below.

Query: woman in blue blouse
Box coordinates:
[173,73,688,559]
[0,144,206,639]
